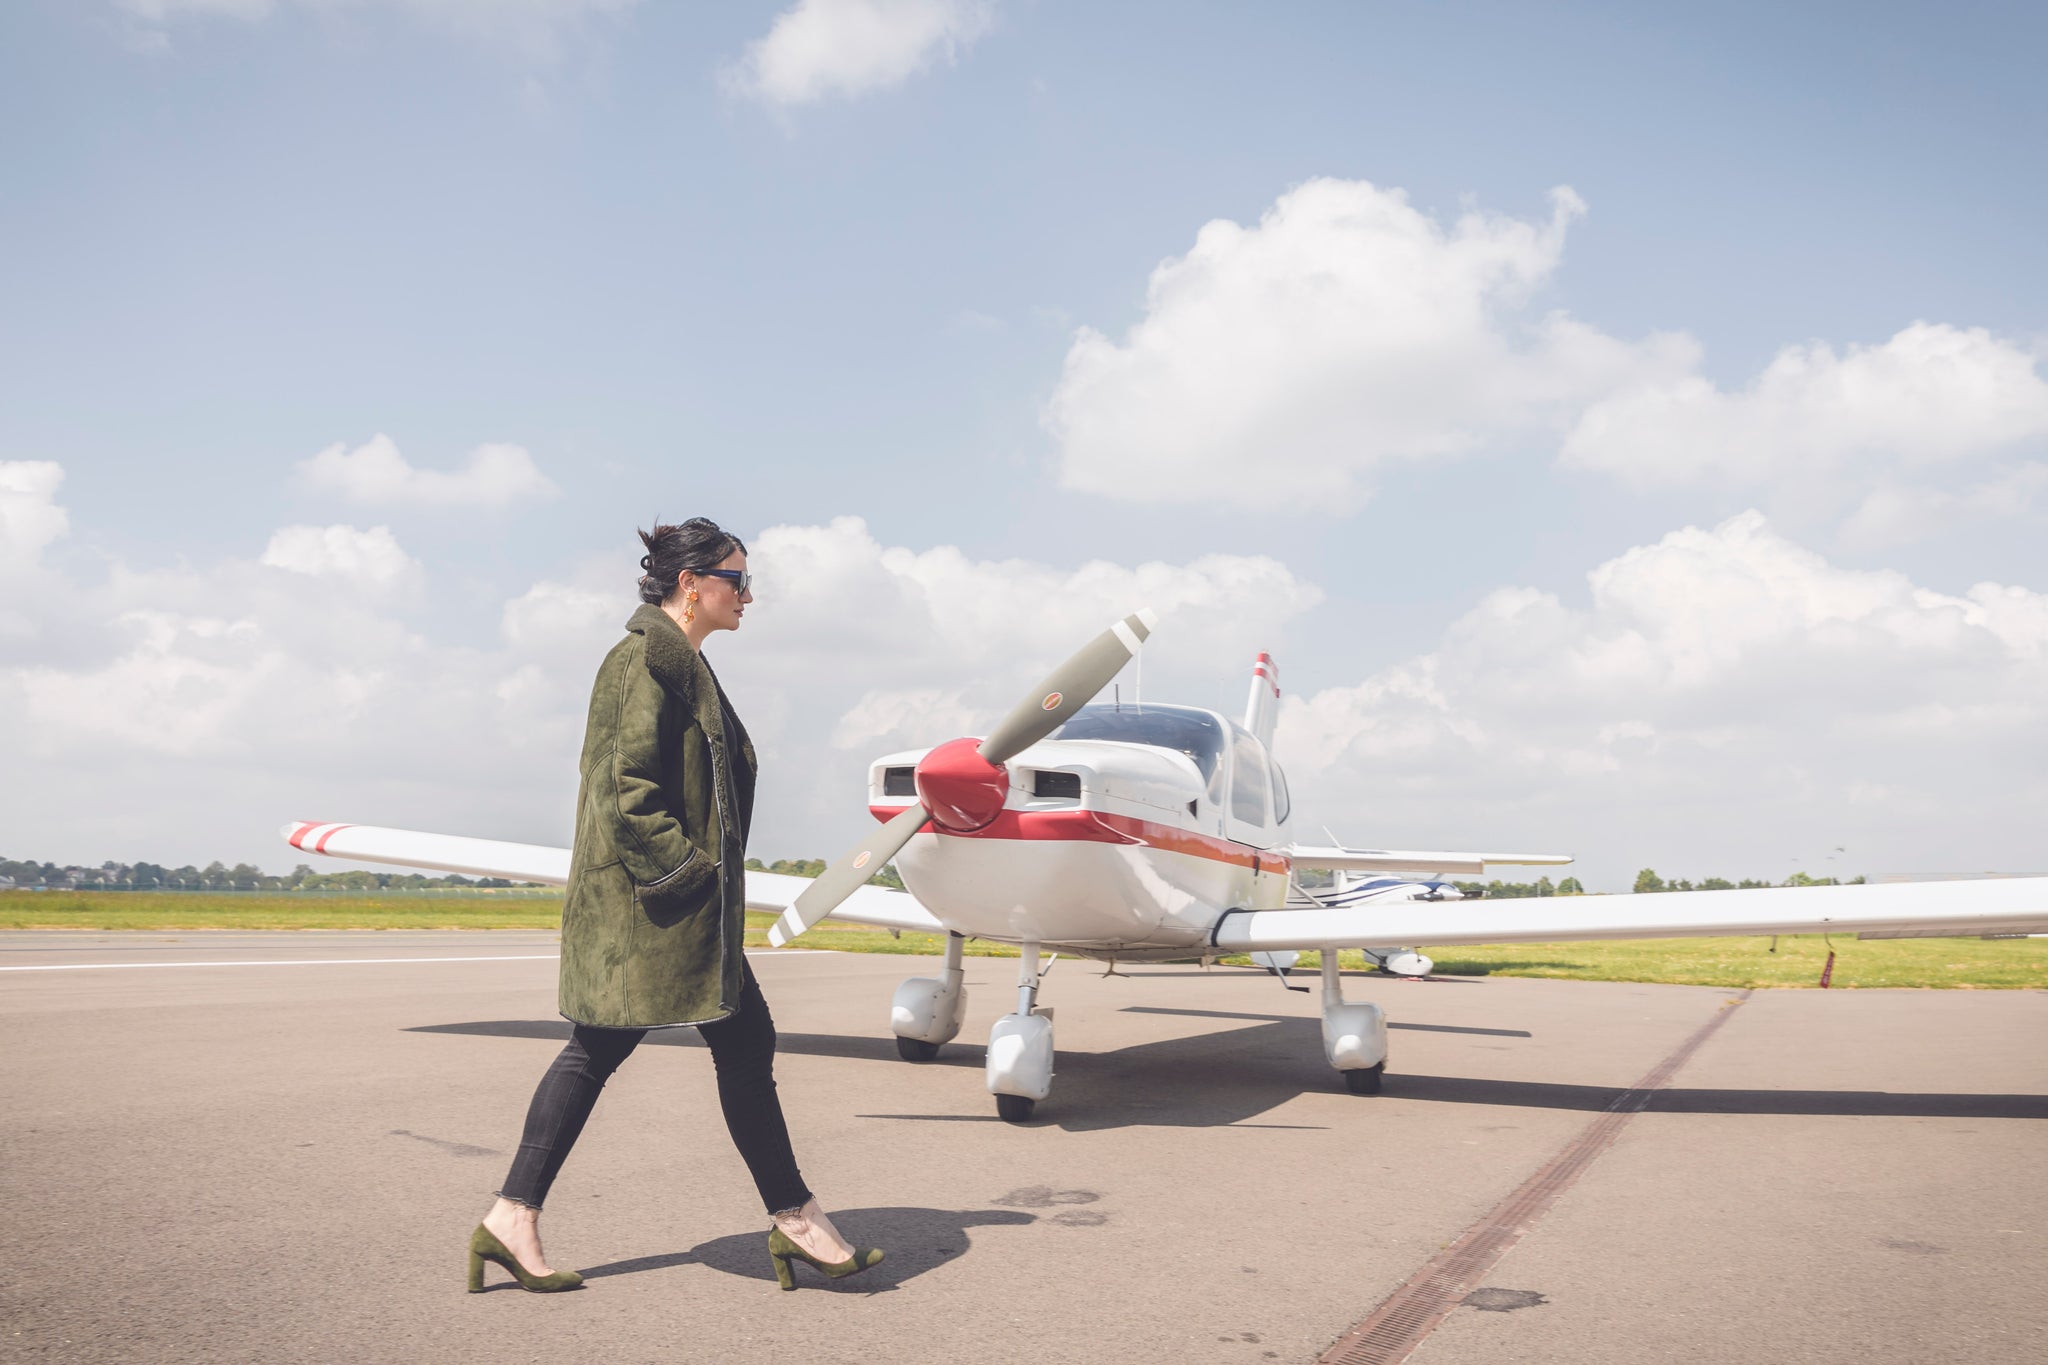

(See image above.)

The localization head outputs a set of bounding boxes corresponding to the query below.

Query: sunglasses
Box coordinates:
[696,567,752,595]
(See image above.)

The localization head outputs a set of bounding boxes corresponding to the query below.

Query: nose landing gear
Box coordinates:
[986,941,1053,1123]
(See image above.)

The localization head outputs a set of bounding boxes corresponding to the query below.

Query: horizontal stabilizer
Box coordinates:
[1215,876,2048,952]
[1286,845,1574,877]
[279,822,943,934]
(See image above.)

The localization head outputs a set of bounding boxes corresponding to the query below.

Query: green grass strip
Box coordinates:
[5,892,2041,988]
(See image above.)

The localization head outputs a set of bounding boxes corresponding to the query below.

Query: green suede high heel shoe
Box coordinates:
[767,1225,885,1290]
[467,1224,585,1294]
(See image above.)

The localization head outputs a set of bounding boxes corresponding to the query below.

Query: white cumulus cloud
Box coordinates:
[1,461,71,576]
[1048,181,2048,544]
[16,612,287,758]
[501,580,620,652]
[1278,510,2048,889]
[1046,179,1691,510]
[260,524,420,588]
[1838,462,2048,552]
[297,434,559,508]
[1561,322,2048,492]
[724,0,995,106]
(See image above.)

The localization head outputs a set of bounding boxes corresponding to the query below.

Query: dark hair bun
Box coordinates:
[635,518,748,606]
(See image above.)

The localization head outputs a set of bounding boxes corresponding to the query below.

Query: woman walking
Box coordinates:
[467,517,883,1294]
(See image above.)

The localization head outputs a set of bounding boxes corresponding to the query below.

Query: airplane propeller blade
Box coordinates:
[767,803,931,947]
[976,608,1158,766]
[769,607,1156,946]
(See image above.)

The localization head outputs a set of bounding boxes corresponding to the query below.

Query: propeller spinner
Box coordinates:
[766,608,1157,947]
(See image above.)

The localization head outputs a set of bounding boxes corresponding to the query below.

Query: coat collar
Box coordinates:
[626,603,703,706]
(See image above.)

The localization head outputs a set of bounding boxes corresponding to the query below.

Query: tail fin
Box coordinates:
[1243,652,1280,747]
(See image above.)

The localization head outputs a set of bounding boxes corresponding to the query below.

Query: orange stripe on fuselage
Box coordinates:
[868,804,1289,875]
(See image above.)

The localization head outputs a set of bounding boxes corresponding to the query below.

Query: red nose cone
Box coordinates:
[914,736,1010,833]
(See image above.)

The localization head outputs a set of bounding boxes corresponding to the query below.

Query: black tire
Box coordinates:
[1343,1063,1385,1095]
[895,1036,941,1061]
[995,1093,1036,1123]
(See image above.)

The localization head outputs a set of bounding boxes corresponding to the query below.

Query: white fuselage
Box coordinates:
[869,706,1299,958]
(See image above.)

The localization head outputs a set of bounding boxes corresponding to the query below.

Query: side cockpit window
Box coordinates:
[1229,726,1270,826]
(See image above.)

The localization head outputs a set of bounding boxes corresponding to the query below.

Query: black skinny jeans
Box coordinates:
[496,958,811,1214]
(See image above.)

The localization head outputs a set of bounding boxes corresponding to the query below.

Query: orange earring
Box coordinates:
[683,588,698,625]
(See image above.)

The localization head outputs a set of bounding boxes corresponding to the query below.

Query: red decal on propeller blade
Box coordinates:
[1041,692,1062,711]
[852,851,872,870]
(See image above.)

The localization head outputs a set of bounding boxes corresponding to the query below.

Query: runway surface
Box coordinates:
[4,931,2043,1364]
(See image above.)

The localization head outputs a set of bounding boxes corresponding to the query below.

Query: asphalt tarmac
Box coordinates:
[3,931,2043,1364]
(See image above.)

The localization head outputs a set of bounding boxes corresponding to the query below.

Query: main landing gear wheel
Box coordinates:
[996,1094,1037,1124]
[896,1037,941,1061]
[1343,1063,1385,1095]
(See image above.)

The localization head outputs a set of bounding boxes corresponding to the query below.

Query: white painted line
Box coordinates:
[0,954,562,972]
[0,949,825,973]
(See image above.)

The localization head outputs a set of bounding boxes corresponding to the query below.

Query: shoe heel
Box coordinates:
[467,1223,584,1294]
[771,1252,796,1291]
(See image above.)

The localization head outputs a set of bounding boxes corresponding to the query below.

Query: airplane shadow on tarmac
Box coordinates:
[568,1207,1037,1293]
[408,1017,2048,1133]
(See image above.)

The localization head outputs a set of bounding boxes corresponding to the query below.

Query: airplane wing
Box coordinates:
[1285,844,1575,876]
[1214,877,2048,952]
[279,822,945,935]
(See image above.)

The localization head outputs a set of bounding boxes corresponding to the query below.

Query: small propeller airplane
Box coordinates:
[284,610,2048,1122]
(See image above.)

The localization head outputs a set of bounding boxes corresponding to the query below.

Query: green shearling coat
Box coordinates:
[558,604,756,1029]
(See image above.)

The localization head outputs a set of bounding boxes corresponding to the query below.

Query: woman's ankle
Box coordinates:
[486,1196,541,1231]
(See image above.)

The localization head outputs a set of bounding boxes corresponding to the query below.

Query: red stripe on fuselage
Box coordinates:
[869,804,1288,874]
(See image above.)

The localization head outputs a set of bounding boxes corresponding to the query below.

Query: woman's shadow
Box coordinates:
[578,1206,1036,1292]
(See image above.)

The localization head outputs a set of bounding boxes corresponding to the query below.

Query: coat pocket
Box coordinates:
[633,850,716,928]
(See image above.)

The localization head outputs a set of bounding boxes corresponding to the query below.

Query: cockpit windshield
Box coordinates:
[1051,704,1226,783]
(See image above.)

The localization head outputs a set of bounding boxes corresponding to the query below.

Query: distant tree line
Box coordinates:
[0,858,537,891]
[1438,869,1864,898]
[1629,868,1862,893]
[1450,876,1587,898]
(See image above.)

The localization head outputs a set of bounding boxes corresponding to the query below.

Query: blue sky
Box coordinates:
[3,1,2045,889]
